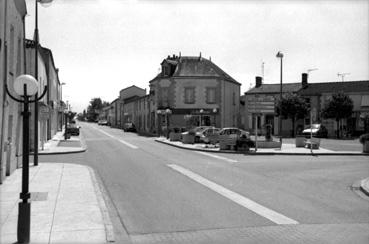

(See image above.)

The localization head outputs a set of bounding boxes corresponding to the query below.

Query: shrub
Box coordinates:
[359,133,369,144]
[188,130,196,136]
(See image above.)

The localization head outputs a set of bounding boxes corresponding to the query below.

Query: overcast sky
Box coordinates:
[25,0,369,113]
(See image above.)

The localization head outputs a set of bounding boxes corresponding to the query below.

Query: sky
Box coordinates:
[25,0,369,113]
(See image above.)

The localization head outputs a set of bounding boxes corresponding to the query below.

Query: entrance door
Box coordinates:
[5,115,13,176]
[265,114,274,135]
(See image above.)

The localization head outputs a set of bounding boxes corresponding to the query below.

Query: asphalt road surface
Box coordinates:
[40,122,369,244]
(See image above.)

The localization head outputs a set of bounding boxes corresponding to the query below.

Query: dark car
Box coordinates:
[302,124,328,138]
[66,123,80,136]
[123,123,136,132]
[98,120,109,126]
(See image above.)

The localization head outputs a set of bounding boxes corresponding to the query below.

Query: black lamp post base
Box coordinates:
[17,202,31,243]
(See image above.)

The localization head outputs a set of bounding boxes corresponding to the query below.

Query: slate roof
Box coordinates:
[246,83,302,94]
[150,56,240,85]
[299,80,369,95]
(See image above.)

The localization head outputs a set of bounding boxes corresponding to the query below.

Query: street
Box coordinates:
[40,123,369,243]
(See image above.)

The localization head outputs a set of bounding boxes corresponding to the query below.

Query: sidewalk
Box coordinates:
[0,163,113,244]
[155,137,368,156]
[0,130,113,243]
[37,131,87,155]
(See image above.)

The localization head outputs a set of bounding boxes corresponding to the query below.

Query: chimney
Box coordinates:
[199,52,202,61]
[255,76,262,88]
[302,73,308,88]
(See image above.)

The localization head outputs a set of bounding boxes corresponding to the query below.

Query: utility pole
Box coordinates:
[337,72,350,82]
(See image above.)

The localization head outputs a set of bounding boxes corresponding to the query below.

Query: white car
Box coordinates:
[219,127,250,138]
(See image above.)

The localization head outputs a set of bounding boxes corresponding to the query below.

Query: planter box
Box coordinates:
[169,132,182,141]
[219,135,237,150]
[207,134,219,145]
[182,134,195,144]
[363,141,369,153]
[256,140,281,148]
[295,136,306,147]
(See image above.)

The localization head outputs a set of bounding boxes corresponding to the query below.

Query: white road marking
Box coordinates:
[196,151,238,163]
[119,139,138,149]
[97,129,115,138]
[95,128,138,149]
[167,164,299,225]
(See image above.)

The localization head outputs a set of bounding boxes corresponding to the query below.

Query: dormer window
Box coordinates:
[162,64,170,76]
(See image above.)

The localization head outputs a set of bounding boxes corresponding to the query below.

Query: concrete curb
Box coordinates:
[37,147,87,155]
[155,139,369,156]
[87,166,115,243]
[360,178,369,197]
[35,132,88,155]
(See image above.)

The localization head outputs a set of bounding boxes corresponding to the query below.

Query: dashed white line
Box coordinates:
[95,128,138,149]
[118,139,138,149]
[196,151,238,163]
[167,164,299,225]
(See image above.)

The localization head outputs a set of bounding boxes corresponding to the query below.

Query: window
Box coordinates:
[9,26,14,73]
[361,95,369,106]
[162,65,170,76]
[232,92,236,105]
[206,88,216,104]
[184,87,195,104]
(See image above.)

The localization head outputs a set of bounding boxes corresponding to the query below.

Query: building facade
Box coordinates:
[119,85,146,128]
[299,80,369,137]
[25,41,63,150]
[149,54,241,132]
[108,98,119,127]
[0,0,27,183]
[243,76,303,136]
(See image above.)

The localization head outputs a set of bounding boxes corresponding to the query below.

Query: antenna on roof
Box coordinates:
[307,68,318,74]
[261,61,265,81]
[337,72,350,82]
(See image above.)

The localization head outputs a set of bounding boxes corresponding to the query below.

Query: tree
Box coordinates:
[86,98,109,122]
[276,93,309,137]
[321,92,353,138]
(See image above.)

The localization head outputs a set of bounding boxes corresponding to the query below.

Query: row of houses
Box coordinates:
[243,75,369,137]
[0,0,64,183]
[100,54,369,137]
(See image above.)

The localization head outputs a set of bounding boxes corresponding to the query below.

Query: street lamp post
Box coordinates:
[60,82,66,131]
[33,0,54,166]
[156,110,162,137]
[5,75,47,244]
[165,108,172,139]
[199,109,204,126]
[276,51,284,145]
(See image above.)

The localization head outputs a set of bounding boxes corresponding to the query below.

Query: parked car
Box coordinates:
[123,123,136,132]
[98,120,108,126]
[302,124,328,138]
[181,126,213,142]
[219,127,250,139]
[66,123,80,136]
[195,127,221,143]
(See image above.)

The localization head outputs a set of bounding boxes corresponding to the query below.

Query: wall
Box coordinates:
[0,0,26,183]
[173,78,220,110]
[221,80,240,128]
[25,45,48,151]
